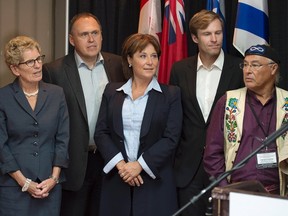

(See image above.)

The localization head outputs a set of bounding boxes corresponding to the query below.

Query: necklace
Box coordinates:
[23,89,39,98]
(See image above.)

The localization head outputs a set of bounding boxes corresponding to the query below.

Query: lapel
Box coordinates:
[112,88,158,140]
[102,52,112,81]
[113,91,125,139]
[64,54,88,122]
[34,81,48,116]
[185,56,206,123]
[12,80,47,120]
[140,90,158,138]
[215,54,235,97]
[206,54,238,123]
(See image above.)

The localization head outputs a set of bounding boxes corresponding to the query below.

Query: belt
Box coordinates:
[88,145,97,153]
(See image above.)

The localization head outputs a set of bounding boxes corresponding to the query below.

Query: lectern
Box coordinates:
[211,180,288,216]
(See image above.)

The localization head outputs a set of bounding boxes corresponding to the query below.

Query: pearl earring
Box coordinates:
[129,64,132,68]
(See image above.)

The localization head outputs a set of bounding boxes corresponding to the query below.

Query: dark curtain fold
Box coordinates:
[269,1,288,89]
[69,0,288,89]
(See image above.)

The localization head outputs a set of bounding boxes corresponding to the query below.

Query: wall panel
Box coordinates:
[0,0,54,87]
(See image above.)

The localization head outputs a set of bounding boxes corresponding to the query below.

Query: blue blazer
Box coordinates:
[95,82,183,216]
[0,79,69,186]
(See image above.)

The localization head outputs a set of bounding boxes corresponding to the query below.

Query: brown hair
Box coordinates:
[121,33,161,79]
[189,9,224,37]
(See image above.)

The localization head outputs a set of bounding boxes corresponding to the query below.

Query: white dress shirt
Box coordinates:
[196,49,224,122]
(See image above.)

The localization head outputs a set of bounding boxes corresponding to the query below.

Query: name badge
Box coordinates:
[256,152,277,169]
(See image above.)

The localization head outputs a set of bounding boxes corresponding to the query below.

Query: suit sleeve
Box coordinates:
[94,84,123,164]
[141,87,183,178]
[53,89,70,168]
[203,94,229,186]
[0,108,20,174]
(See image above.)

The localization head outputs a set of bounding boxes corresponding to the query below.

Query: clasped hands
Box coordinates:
[25,178,57,199]
[117,160,144,187]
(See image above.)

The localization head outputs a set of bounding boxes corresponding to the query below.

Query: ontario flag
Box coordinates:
[138,0,162,41]
[158,0,187,84]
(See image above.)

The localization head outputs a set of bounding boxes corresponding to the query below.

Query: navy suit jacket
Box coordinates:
[0,79,69,186]
[42,52,126,190]
[95,82,183,216]
[170,54,245,188]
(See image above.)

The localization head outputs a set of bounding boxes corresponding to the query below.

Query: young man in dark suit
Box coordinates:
[42,12,126,216]
[169,10,244,216]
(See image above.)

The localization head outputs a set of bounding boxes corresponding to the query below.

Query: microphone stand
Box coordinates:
[172,123,288,216]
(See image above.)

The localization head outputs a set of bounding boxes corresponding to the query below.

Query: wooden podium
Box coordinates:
[211,180,288,216]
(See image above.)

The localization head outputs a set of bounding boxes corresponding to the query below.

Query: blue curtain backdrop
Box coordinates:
[69,0,288,90]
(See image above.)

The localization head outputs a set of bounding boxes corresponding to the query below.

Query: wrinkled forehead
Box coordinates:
[71,17,101,33]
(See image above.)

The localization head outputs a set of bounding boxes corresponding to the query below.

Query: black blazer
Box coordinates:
[94,82,182,216]
[169,54,244,187]
[0,80,69,186]
[42,52,126,190]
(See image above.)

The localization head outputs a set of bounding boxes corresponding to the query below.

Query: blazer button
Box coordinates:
[33,152,38,157]
[34,122,38,126]
[33,133,38,138]
[33,141,38,146]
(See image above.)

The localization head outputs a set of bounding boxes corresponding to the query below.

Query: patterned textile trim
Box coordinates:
[281,97,288,139]
[225,98,238,143]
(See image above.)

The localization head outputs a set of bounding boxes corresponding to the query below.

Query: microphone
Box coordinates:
[172,122,288,216]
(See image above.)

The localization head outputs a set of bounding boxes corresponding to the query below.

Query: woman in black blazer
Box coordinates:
[0,36,69,216]
[95,33,183,216]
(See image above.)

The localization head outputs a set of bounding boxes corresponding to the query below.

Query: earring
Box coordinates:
[129,64,132,68]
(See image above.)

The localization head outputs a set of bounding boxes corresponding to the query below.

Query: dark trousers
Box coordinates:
[60,151,104,216]
[177,162,211,216]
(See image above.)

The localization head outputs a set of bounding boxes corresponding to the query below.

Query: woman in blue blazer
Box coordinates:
[94,33,183,216]
[0,36,69,216]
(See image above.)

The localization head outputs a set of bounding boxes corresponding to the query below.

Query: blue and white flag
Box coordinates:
[233,0,269,56]
[206,0,226,51]
[206,0,225,19]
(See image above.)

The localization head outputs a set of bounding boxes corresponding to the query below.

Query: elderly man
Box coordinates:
[204,44,288,196]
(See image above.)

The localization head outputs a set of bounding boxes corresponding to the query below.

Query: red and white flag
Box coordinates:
[138,0,162,41]
[158,0,187,84]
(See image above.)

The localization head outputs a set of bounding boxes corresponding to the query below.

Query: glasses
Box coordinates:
[239,62,275,71]
[19,55,45,67]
